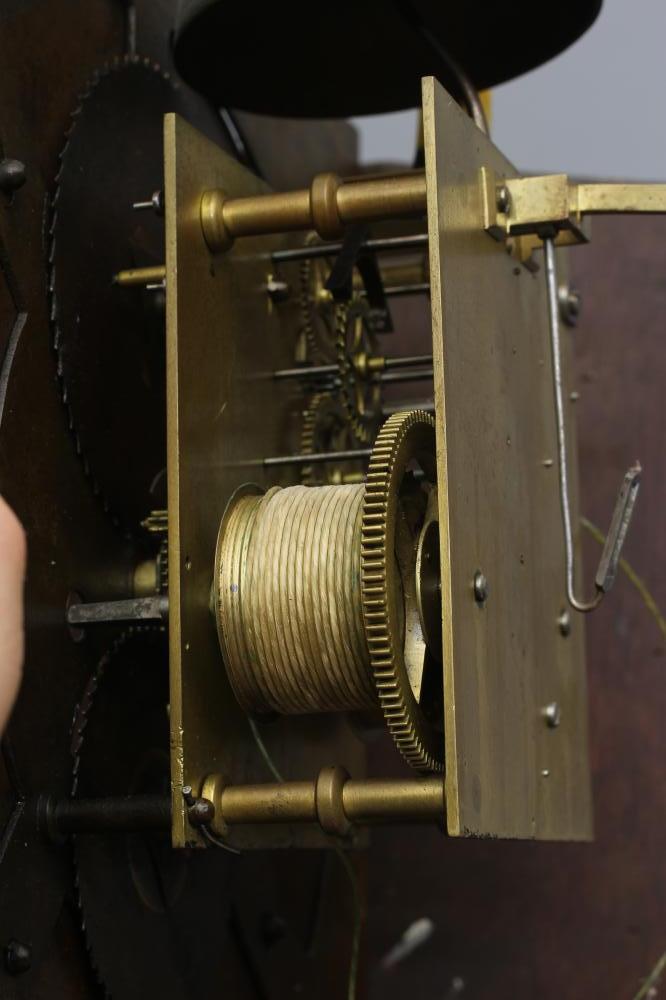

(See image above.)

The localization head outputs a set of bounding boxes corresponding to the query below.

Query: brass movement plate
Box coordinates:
[423,78,592,839]
[164,114,365,848]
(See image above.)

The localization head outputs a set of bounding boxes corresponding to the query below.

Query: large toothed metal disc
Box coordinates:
[73,630,359,999]
[173,0,602,118]
[72,630,249,1000]
[50,57,187,533]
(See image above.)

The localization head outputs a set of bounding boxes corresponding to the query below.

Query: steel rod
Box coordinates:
[380,368,433,384]
[273,354,433,382]
[44,794,171,836]
[66,595,169,625]
[381,282,430,298]
[271,233,429,264]
[383,354,432,370]
[382,400,434,416]
[264,447,371,468]
[273,363,338,381]
[544,237,602,614]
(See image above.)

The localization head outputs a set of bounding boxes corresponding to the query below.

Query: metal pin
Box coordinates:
[133,190,164,215]
[266,275,290,302]
[66,595,168,625]
[543,237,641,614]
[114,265,166,287]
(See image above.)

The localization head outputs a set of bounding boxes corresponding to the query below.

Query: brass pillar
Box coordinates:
[201,170,428,253]
[201,768,444,837]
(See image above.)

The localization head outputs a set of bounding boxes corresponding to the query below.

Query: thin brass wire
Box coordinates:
[216,484,376,715]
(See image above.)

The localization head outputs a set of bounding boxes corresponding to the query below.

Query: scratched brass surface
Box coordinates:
[423,78,592,839]
[164,114,365,848]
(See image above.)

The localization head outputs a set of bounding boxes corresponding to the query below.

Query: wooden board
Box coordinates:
[423,77,592,839]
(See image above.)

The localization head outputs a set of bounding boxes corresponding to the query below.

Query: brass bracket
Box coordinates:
[482,167,666,260]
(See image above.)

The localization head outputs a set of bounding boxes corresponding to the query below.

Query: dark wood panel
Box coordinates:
[364,215,666,999]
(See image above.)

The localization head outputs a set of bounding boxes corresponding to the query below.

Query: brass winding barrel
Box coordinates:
[214,483,375,715]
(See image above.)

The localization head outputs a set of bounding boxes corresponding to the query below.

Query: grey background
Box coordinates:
[351,0,666,180]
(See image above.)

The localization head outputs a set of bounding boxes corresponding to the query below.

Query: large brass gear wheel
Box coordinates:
[361,409,443,773]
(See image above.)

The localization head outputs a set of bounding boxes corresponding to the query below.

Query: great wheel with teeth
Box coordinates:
[361,409,444,773]
[49,55,202,535]
[71,628,246,1000]
[71,628,359,999]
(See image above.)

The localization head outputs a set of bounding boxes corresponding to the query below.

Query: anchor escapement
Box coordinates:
[213,409,444,773]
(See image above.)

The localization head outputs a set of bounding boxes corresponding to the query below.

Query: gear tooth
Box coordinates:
[361,408,442,774]
[71,628,166,991]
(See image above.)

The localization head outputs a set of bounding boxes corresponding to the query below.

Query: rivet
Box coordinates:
[542,702,561,728]
[557,609,571,637]
[473,571,489,606]
[4,940,31,975]
[558,286,581,327]
[0,159,26,195]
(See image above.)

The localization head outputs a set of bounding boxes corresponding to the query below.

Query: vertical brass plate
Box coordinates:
[164,114,365,848]
[423,79,592,839]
